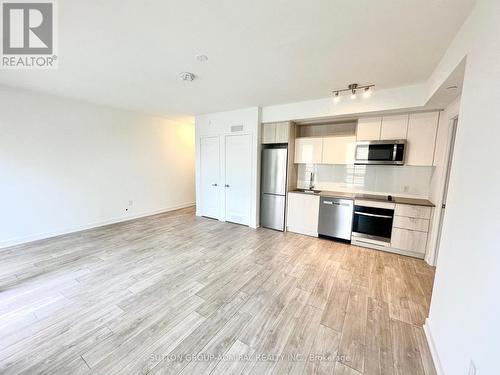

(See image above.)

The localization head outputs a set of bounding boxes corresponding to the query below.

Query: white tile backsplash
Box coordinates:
[297,164,435,197]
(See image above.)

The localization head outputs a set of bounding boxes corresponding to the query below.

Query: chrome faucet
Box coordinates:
[309,172,315,190]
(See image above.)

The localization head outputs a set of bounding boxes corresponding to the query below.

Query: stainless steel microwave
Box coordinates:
[354,140,406,165]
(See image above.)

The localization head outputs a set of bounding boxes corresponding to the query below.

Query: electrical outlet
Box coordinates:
[128,200,133,206]
[404,185,410,193]
[468,360,477,375]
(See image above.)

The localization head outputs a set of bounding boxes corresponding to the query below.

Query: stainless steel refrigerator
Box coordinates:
[260,145,288,231]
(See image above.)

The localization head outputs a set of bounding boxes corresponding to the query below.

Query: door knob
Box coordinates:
[225,184,230,188]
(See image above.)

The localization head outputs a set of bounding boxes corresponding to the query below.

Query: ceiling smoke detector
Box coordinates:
[179,72,195,82]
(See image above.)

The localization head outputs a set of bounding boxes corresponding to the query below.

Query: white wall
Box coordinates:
[261,83,428,123]
[425,1,500,374]
[0,86,195,248]
[195,107,260,228]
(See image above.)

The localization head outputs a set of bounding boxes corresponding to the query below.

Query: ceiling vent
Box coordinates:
[231,125,244,132]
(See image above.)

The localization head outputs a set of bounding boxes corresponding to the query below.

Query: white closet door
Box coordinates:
[225,134,252,225]
[200,136,220,219]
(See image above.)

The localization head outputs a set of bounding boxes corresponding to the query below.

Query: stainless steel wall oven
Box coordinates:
[352,204,394,244]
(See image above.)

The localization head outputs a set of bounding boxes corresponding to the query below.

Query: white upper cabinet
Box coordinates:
[295,136,354,165]
[406,112,440,166]
[262,122,290,144]
[294,137,323,164]
[261,123,276,144]
[293,111,439,166]
[275,122,290,143]
[380,114,409,140]
[322,136,356,164]
[356,117,382,141]
[358,115,408,141]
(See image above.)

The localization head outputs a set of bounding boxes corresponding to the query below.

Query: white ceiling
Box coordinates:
[0,0,475,117]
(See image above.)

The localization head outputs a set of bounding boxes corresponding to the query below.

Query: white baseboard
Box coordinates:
[423,318,444,375]
[351,238,425,259]
[0,202,195,249]
[286,226,318,238]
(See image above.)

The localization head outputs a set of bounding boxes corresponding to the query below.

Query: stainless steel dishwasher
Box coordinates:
[318,196,354,242]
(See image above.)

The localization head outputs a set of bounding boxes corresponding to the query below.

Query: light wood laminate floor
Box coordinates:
[0,207,436,375]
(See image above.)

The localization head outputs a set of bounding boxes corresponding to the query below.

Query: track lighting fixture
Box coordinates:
[333,91,340,103]
[363,86,372,98]
[349,83,358,100]
[332,83,374,103]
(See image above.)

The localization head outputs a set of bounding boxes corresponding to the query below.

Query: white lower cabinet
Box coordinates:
[286,192,320,237]
[393,216,430,232]
[390,204,432,257]
[391,228,428,255]
[395,204,432,219]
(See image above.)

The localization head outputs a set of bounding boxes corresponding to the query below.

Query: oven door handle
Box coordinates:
[354,211,393,219]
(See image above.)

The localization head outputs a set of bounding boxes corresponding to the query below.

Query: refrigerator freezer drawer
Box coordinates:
[260,194,286,231]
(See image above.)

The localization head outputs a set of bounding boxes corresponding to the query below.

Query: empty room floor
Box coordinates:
[0,207,436,375]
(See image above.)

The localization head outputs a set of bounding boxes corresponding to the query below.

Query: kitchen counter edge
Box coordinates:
[289,190,435,207]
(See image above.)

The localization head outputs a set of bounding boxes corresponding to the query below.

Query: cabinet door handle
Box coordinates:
[354,212,393,219]
[225,184,230,188]
[211,183,218,187]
